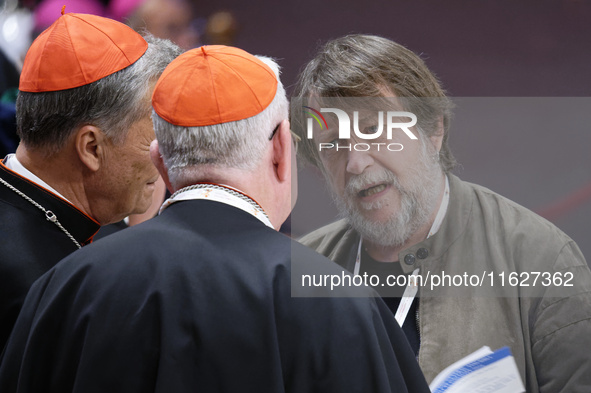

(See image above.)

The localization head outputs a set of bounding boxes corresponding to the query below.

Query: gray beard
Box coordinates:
[333,148,443,248]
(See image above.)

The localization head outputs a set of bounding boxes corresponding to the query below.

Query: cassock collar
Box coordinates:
[0,160,100,246]
[160,183,274,229]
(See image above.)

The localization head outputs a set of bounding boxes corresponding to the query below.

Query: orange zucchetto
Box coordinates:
[19,12,148,92]
[152,45,278,127]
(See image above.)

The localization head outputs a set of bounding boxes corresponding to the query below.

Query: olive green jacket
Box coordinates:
[300,174,591,392]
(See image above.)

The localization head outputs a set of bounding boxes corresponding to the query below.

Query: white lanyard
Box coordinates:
[354,175,450,326]
[159,183,274,229]
[354,240,419,327]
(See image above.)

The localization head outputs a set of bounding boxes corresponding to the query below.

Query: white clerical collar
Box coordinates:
[160,183,274,229]
[4,154,71,203]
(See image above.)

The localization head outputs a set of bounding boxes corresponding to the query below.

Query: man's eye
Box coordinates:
[364,125,380,135]
[320,133,340,145]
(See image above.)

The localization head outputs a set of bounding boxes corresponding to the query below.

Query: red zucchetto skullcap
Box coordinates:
[152,45,278,127]
[19,12,148,92]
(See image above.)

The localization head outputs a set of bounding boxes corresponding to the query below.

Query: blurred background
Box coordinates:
[2,0,591,260]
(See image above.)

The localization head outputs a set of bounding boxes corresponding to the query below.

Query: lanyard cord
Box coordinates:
[353,176,450,326]
[354,237,419,327]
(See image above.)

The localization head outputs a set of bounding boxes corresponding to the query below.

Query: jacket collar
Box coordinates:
[397,174,473,274]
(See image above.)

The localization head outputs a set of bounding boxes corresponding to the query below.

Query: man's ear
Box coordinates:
[272,119,291,183]
[75,125,104,172]
[429,116,445,152]
[150,140,174,193]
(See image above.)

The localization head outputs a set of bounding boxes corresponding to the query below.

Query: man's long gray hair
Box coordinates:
[293,34,456,173]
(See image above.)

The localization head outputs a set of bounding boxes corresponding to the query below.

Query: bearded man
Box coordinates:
[294,34,591,392]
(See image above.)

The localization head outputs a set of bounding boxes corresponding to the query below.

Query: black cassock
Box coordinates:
[0,199,429,392]
[0,162,99,351]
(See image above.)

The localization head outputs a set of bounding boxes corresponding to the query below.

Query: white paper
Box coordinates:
[429,346,525,393]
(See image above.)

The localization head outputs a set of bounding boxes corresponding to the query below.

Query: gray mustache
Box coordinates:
[345,170,400,196]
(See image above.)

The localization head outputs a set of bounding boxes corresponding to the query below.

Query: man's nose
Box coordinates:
[345,148,374,175]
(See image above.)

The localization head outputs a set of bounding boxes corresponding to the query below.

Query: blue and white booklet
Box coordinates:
[429,346,525,393]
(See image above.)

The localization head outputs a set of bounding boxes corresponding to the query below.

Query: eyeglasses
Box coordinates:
[268,123,301,153]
